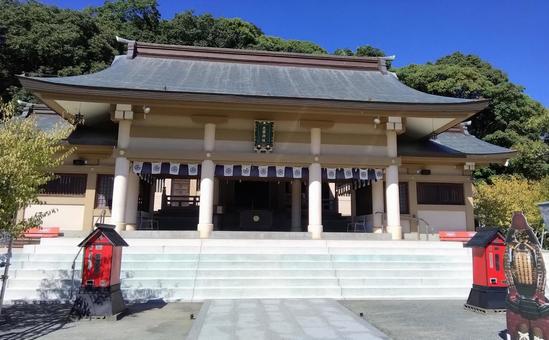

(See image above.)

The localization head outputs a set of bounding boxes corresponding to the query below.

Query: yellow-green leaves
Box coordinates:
[0,115,73,236]
[474,176,548,231]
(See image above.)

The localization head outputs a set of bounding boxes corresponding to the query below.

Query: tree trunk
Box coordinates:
[0,235,13,315]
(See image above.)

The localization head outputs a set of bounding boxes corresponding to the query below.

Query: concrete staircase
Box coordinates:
[3,237,485,303]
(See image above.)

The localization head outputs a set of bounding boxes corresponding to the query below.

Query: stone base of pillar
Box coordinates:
[373,226,384,234]
[387,225,403,240]
[198,223,213,238]
[114,223,126,232]
[308,224,323,240]
[125,224,136,231]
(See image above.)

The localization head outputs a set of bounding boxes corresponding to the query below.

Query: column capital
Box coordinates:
[114,104,134,121]
[385,116,403,132]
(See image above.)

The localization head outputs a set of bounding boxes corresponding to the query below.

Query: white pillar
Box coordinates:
[198,122,216,238]
[385,128,402,240]
[111,156,130,232]
[372,179,384,232]
[291,180,301,231]
[198,159,215,238]
[308,163,323,239]
[125,171,139,231]
[111,119,132,232]
[308,127,322,239]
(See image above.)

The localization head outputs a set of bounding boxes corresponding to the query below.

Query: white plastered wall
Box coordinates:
[416,210,467,232]
[24,204,85,230]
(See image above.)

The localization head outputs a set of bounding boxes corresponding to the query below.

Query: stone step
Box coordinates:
[338,277,471,287]
[34,237,467,248]
[12,247,470,260]
[9,259,470,270]
[9,267,472,281]
[341,286,471,299]
[9,276,472,290]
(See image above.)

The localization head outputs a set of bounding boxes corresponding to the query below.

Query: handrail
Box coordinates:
[407,216,431,241]
[69,246,83,301]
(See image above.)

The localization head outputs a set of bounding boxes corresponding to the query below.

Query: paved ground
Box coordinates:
[0,299,507,340]
[341,300,507,340]
[187,299,389,339]
[0,300,202,340]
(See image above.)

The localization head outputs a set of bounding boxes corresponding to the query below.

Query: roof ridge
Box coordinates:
[115,37,391,72]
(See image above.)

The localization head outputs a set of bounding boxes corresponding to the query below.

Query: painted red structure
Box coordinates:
[471,231,506,288]
[505,212,549,340]
[464,228,507,311]
[81,233,123,288]
[75,224,128,318]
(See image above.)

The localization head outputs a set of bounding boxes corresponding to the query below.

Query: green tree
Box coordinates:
[159,12,263,49]
[474,175,547,232]
[253,36,326,54]
[0,0,118,102]
[397,52,548,180]
[333,45,390,67]
[0,112,73,236]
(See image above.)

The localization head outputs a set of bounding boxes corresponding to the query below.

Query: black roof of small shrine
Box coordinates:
[78,224,128,247]
[464,228,505,248]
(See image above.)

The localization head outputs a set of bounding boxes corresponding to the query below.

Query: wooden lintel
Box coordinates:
[123,148,397,168]
[190,115,228,124]
[299,120,335,129]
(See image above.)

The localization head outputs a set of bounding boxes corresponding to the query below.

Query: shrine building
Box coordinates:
[18,40,514,240]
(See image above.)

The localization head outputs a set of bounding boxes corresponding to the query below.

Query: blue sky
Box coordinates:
[43,0,549,107]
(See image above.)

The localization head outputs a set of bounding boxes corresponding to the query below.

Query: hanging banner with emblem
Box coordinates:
[132,161,143,174]
[344,168,353,179]
[254,121,274,153]
[292,167,302,179]
[258,165,269,177]
[359,169,369,180]
[188,164,198,176]
[223,165,234,176]
[375,168,383,181]
[151,162,162,174]
[169,163,180,175]
[327,168,337,180]
[241,165,252,177]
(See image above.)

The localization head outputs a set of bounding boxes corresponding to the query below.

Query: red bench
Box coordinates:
[439,231,476,242]
[23,227,61,238]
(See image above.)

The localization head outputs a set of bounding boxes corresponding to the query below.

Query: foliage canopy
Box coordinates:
[0,111,73,236]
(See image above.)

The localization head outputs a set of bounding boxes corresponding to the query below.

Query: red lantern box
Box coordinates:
[464,228,507,312]
[75,223,128,318]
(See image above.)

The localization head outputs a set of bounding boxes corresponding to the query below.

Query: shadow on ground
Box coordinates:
[0,300,168,340]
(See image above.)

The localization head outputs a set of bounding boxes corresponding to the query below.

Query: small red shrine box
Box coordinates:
[75,223,128,318]
[464,228,507,312]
